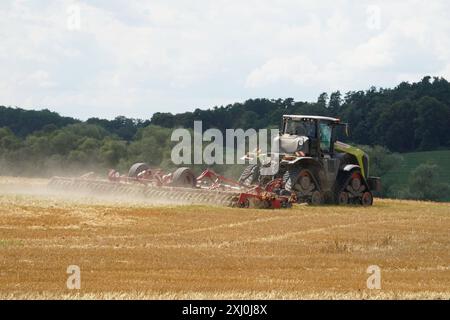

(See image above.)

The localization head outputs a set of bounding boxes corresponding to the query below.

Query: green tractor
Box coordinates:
[239,115,381,205]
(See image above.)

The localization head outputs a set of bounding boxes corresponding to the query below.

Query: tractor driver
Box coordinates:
[288,120,316,138]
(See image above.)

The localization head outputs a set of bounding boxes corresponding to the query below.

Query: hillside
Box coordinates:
[384,150,450,200]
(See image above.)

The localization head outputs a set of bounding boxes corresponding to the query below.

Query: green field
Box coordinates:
[384,150,450,200]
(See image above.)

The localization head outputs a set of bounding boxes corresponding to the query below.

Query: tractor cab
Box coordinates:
[278,115,342,157]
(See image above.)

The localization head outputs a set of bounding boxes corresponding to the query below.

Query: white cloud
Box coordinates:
[246,56,320,88]
[24,70,58,88]
[438,64,450,81]
[343,34,394,69]
[0,0,450,119]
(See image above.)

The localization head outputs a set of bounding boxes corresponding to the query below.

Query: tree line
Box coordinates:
[2,76,450,153]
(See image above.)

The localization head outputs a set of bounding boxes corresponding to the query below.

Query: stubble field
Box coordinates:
[0,176,449,299]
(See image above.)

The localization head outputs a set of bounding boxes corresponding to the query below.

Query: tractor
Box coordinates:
[238,115,381,205]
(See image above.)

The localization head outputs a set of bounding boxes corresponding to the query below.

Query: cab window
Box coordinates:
[285,120,316,137]
[319,122,332,153]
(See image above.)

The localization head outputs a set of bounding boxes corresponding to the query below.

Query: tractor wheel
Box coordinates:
[284,169,314,192]
[171,167,196,188]
[284,168,318,203]
[361,191,373,206]
[348,171,365,194]
[338,191,349,205]
[310,190,324,205]
[238,164,260,186]
[128,162,150,178]
[344,170,371,205]
[351,174,362,190]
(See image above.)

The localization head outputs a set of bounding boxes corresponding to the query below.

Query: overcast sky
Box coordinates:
[1,0,450,119]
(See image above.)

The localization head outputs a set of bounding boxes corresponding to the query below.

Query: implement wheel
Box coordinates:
[128,163,150,178]
[171,167,196,188]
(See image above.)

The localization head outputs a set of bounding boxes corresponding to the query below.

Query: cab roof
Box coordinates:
[283,115,340,123]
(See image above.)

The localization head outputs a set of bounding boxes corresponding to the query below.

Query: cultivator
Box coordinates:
[48,166,296,209]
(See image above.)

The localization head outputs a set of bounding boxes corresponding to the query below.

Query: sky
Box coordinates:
[1,0,450,120]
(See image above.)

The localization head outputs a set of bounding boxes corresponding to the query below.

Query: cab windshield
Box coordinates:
[285,120,316,137]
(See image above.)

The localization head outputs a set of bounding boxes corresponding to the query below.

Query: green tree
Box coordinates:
[414,96,450,150]
[328,91,342,115]
[317,92,329,108]
[401,164,450,201]
[100,140,127,167]
[375,100,417,152]
[0,127,21,150]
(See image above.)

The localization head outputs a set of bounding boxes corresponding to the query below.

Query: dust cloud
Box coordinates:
[0,176,208,207]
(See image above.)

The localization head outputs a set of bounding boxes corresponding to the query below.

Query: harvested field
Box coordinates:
[0,177,449,299]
